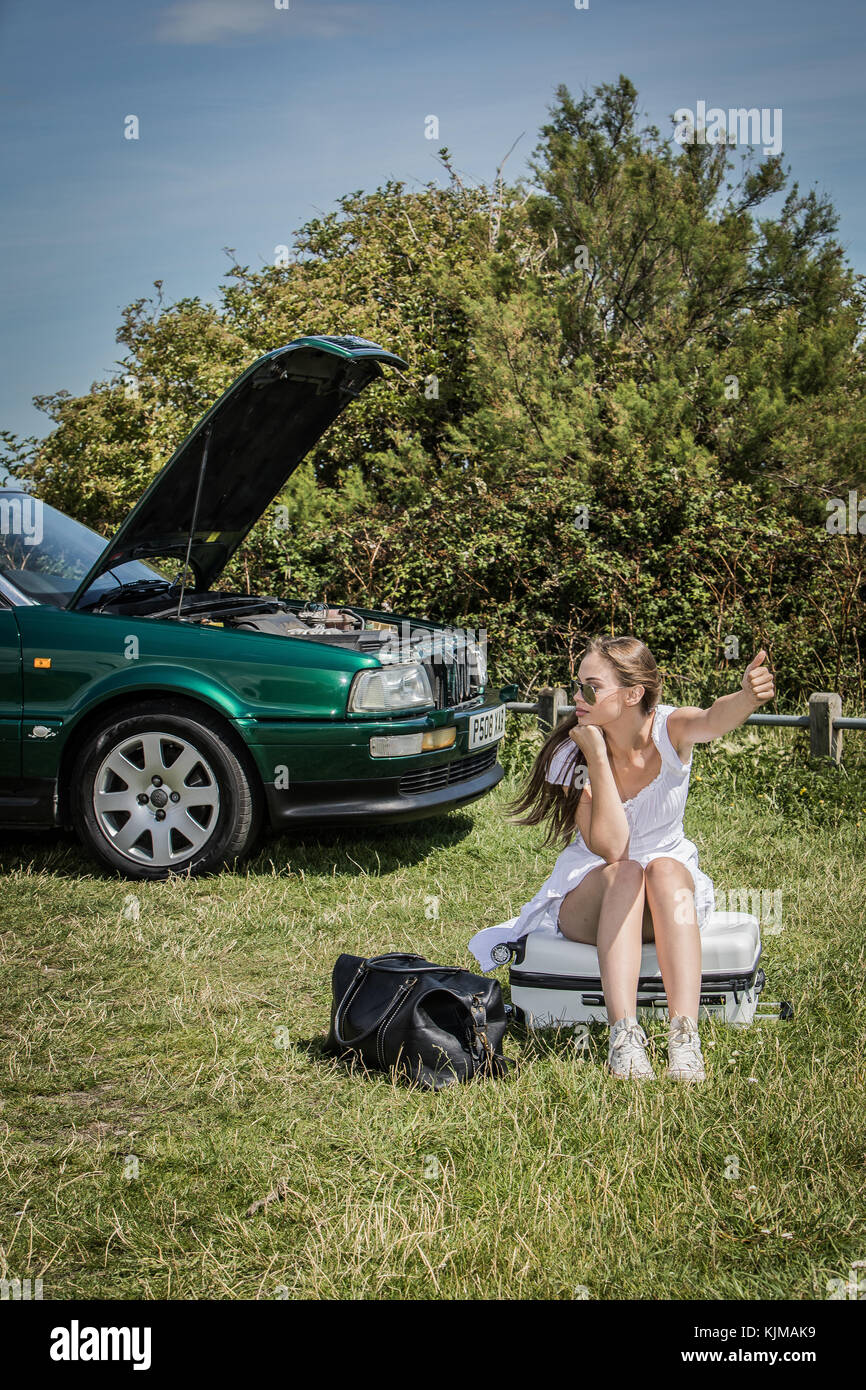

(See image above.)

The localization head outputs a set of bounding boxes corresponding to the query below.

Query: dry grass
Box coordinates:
[1,725,864,1299]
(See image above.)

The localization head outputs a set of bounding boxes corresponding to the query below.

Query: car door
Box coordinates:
[0,600,22,780]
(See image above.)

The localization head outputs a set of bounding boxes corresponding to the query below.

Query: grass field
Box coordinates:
[1,723,864,1300]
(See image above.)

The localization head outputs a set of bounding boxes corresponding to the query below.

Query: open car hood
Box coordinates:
[70,334,407,608]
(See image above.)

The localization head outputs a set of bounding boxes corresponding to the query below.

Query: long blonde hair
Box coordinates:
[504,635,663,848]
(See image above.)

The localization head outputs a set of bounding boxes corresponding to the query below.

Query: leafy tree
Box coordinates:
[3,77,863,707]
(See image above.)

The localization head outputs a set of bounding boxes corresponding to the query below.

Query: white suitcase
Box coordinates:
[500,911,784,1028]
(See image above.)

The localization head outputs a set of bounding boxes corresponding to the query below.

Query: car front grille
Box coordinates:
[423,646,480,710]
[398,745,498,796]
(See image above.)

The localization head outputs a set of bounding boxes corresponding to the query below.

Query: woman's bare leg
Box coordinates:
[558,861,646,1023]
[643,857,702,1020]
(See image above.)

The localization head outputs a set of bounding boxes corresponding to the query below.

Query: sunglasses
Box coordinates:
[575,682,626,706]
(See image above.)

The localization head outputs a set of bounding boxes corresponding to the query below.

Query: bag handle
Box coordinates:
[332,962,419,1049]
[363,953,465,975]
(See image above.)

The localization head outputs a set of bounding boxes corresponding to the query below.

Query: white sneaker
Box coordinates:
[606,1015,655,1080]
[666,1015,706,1082]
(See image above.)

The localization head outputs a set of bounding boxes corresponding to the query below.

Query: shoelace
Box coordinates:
[611,1022,650,1057]
[668,1019,703,1066]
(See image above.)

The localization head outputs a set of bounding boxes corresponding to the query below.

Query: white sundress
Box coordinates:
[468,702,716,972]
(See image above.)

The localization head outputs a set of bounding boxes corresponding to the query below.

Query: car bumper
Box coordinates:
[263,744,504,827]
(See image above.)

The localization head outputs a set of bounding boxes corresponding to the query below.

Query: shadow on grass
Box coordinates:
[0,810,480,881]
[253,811,479,876]
[293,1031,531,1092]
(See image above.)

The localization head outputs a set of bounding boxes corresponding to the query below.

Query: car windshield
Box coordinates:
[0,492,168,608]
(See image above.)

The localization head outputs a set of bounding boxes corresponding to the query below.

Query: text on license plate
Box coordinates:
[468,704,506,750]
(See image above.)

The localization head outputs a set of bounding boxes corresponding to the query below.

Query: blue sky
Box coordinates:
[1,0,864,443]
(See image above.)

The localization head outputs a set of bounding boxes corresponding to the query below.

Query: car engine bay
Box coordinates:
[90,585,484,708]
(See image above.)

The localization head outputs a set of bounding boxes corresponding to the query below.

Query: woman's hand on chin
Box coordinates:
[568,723,607,760]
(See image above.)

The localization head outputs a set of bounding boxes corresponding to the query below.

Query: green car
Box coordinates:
[0,334,509,879]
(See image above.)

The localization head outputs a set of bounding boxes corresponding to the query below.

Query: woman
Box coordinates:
[468,635,775,1083]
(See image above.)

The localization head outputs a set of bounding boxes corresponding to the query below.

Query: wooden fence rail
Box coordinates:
[503,689,866,764]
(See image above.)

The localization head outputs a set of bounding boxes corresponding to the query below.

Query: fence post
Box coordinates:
[537,686,569,733]
[808,692,843,763]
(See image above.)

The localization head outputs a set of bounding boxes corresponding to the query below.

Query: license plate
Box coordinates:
[468,704,506,750]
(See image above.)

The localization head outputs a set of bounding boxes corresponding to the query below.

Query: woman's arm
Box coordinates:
[667,650,776,760]
[569,725,630,862]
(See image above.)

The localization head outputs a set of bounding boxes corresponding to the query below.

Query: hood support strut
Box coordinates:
[176,424,212,618]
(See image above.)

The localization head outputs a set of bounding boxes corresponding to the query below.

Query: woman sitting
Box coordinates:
[472,634,774,1083]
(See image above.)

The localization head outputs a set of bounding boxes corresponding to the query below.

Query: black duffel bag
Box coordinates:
[325,952,514,1090]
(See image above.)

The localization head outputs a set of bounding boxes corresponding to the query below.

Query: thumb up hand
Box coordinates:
[742,650,775,708]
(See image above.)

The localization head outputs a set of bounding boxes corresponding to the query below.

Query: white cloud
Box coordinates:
[156,0,377,45]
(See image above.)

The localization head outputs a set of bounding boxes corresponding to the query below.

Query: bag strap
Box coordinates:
[332,962,419,1049]
[467,991,497,1067]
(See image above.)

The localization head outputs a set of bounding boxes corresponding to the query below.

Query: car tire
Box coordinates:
[70,700,262,880]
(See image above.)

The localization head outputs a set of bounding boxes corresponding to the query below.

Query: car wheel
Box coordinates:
[70,701,262,879]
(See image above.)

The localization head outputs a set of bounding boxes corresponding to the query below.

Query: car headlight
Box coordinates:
[348,663,435,713]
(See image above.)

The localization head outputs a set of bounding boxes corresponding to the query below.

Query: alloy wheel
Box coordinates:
[92,730,221,867]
